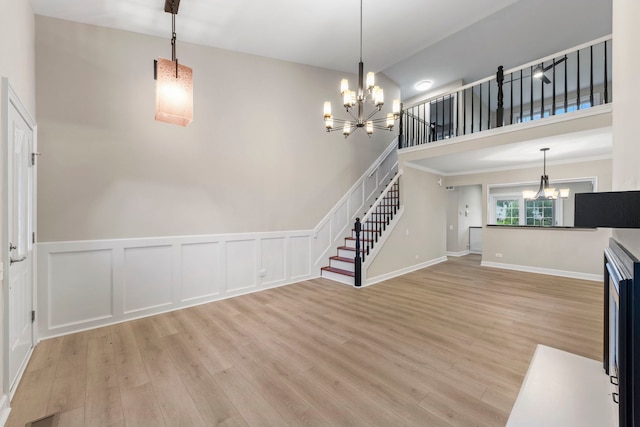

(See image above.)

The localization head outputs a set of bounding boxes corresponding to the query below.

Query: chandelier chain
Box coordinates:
[359,0,363,62]
[171,12,176,62]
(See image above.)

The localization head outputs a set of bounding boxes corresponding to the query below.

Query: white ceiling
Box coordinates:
[30,0,520,74]
[404,127,613,176]
[30,0,613,174]
[29,0,612,99]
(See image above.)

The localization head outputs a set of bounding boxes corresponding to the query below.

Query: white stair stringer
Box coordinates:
[320,205,404,286]
[360,205,404,286]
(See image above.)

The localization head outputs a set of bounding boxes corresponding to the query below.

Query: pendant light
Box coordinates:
[323,0,400,137]
[154,0,193,126]
[523,148,570,200]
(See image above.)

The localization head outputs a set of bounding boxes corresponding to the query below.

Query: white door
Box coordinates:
[2,78,36,396]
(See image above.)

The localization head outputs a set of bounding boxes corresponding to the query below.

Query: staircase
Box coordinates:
[321,170,402,286]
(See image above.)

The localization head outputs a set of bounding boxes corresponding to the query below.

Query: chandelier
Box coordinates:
[154,0,193,127]
[523,148,570,200]
[323,0,400,137]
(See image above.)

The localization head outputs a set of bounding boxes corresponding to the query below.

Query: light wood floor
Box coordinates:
[7,255,603,427]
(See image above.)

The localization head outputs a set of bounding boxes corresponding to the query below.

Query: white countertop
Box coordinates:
[506,344,617,427]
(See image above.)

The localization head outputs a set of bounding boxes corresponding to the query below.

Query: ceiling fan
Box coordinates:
[532,56,568,84]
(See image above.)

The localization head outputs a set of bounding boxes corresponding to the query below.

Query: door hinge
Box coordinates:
[31,152,41,166]
[32,310,36,323]
[32,231,36,244]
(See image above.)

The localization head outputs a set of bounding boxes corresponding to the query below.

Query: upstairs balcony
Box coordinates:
[398,36,612,151]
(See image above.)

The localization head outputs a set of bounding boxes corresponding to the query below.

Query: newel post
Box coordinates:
[354,218,362,287]
[496,65,504,127]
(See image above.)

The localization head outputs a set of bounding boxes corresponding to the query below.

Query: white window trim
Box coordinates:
[489,193,564,226]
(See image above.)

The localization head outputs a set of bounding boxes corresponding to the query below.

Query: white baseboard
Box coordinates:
[0,394,10,427]
[481,261,602,282]
[363,256,448,287]
[446,250,470,257]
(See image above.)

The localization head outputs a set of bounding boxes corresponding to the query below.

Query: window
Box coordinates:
[525,199,554,226]
[488,179,596,227]
[495,199,520,225]
[489,193,562,227]
[515,94,599,123]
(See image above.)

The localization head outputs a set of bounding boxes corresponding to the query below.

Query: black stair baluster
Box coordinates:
[463,88,466,135]
[479,83,483,131]
[354,218,362,287]
[519,69,523,123]
[552,57,556,115]
[577,49,581,110]
[564,54,568,113]
[530,66,533,121]
[487,80,491,130]
[541,65,545,119]
[604,40,609,104]
[590,45,594,106]
[471,86,475,133]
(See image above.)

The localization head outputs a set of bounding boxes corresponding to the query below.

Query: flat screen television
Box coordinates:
[604,238,640,426]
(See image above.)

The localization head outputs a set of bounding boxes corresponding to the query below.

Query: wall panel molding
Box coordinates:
[37,231,314,338]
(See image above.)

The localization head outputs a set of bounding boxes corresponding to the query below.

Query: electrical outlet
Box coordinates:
[495,253,503,258]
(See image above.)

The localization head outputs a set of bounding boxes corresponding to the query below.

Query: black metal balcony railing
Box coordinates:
[399,36,612,149]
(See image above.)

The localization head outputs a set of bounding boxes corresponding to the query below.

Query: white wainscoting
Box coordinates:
[37,231,313,339]
[37,139,400,339]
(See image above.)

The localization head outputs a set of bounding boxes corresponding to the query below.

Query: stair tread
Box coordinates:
[338,246,364,252]
[321,266,355,277]
[330,256,355,263]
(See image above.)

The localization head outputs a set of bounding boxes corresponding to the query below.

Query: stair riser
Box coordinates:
[321,269,354,285]
[330,259,355,271]
[338,248,357,258]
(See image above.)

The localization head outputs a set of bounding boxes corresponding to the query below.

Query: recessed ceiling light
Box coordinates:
[415,80,433,91]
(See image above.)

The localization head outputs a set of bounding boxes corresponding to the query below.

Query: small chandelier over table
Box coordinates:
[523,148,570,200]
[323,0,400,138]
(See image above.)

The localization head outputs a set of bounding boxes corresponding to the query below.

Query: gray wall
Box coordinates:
[446,185,482,253]
[612,0,640,258]
[35,16,400,242]
[367,166,447,278]
[446,158,612,275]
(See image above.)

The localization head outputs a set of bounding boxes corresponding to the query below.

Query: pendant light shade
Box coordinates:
[155,58,193,126]
[154,0,193,126]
